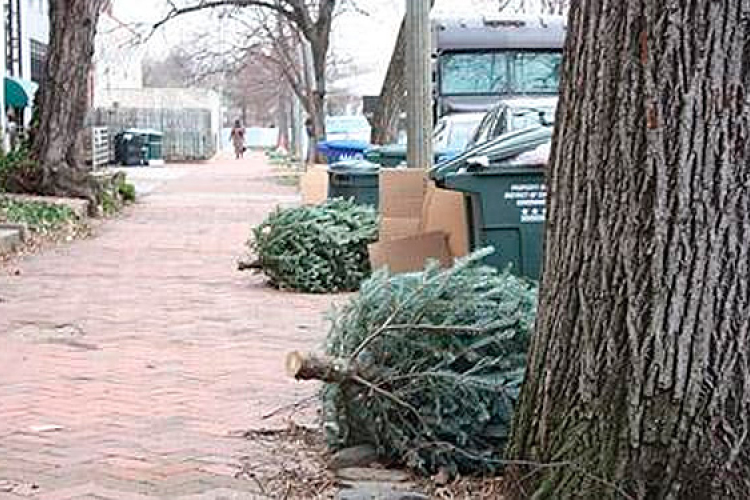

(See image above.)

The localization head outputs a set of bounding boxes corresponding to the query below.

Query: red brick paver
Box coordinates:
[0,155,332,499]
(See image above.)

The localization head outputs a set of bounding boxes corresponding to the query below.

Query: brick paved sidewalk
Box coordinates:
[0,155,334,499]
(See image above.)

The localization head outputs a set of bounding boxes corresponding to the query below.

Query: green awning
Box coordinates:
[4,76,38,109]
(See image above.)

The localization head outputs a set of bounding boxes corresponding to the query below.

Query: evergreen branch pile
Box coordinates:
[301,249,538,475]
[247,198,379,293]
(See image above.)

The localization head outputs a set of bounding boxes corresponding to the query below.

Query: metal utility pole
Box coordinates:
[405,0,433,169]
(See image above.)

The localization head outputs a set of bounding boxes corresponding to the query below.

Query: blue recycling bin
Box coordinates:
[317,140,371,164]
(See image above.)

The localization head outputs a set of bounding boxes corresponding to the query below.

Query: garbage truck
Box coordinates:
[431,12,567,118]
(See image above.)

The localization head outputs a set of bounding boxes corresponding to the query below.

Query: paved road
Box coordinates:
[0,154,333,499]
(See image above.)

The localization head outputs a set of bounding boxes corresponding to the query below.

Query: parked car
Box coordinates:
[365,112,484,167]
[325,115,372,142]
[432,112,485,154]
[431,125,554,179]
[466,96,557,150]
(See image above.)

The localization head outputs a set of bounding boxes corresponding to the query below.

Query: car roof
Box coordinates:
[326,115,369,125]
[437,112,486,124]
[492,96,559,110]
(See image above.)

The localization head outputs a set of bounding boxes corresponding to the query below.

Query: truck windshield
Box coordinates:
[440,51,561,95]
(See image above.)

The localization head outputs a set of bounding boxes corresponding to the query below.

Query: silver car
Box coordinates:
[466,96,557,150]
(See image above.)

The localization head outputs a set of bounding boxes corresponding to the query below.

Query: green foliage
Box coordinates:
[321,249,538,475]
[99,190,118,215]
[117,179,136,203]
[248,198,379,293]
[0,147,39,193]
[0,196,76,232]
[98,173,136,215]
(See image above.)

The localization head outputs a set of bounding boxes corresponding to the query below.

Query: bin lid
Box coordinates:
[366,143,451,158]
[429,126,552,182]
[318,139,371,150]
[367,143,407,157]
[124,128,164,137]
[327,159,380,174]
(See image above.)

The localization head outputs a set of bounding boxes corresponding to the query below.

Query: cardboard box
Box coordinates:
[420,184,470,257]
[379,168,427,219]
[300,164,329,205]
[379,217,422,241]
[369,231,453,274]
[370,169,469,274]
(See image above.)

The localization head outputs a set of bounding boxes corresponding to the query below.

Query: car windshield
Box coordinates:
[447,120,480,150]
[326,117,369,134]
[441,51,561,95]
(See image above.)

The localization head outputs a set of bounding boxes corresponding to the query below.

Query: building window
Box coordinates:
[30,39,48,84]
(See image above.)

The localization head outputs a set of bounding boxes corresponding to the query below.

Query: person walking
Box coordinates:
[229,120,246,159]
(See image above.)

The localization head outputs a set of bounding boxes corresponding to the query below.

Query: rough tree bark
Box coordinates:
[506,2,750,499]
[370,20,406,145]
[31,0,106,200]
[369,0,434,146]
[276,80,291,151]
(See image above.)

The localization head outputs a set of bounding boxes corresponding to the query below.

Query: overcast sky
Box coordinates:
[111,0,524,93]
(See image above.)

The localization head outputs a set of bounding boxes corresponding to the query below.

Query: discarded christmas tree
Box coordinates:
[244,199,378,293]
[288,250,538,475]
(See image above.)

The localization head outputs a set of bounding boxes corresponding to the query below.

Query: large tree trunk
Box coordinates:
[31,0,105,200]
[370,20,407,145]
[276,85,291,151]
[506,2,750,499]
[307,20,330,164]
[370,0,435,146]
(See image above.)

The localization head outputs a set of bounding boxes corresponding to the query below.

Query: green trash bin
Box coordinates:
[430,126,552,279]
[365,144,448,167]
[144,130,164,164]
[123,128,164,165]
[437,166,546,279]
[327,160,380,208]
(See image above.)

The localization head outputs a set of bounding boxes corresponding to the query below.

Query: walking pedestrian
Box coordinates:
[229,120,246,159]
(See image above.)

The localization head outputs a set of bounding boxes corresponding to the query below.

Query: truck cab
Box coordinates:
[432,13,566,118]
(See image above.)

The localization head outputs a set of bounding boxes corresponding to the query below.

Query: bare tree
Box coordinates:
[368,0,438,145]
[506,1,750,498]
[28,0,107,200]
[497,0,568,13]
[538,0,567,14]
[155,0,340,161]
[368,18,406,145]
[142,49,197,88]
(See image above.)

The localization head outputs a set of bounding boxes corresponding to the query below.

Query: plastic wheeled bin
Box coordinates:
[114,131,147,166]
[436,165,546,279]
[142,129,164,165]
[365,144,448,167]
[317,140,371,164]
[429,126,553,279]
[327,160,380,208]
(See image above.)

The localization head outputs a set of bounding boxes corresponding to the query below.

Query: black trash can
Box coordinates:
[327,160,380,208]
[115,131,147,166]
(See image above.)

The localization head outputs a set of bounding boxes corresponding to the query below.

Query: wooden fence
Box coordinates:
[89,107,217,162]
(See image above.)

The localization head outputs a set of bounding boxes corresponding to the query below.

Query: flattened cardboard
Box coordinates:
[369,231,452,274]
[379,168,427,219]
[421,184,470,257]
[300,164,329,205]
[379,217,422,242]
